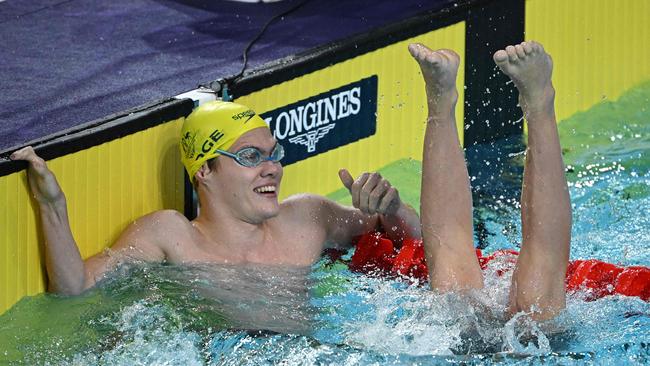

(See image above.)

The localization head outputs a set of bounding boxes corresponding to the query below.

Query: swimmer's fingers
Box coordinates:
[340,169,399,216]
[338,169,354,191]
[340,169,368,210]
[359,173,381,214]
[367,177,400,215]
[10,146,64,204]
[10,146,48,173]
[367,177,390,215]
[376,183,401,216]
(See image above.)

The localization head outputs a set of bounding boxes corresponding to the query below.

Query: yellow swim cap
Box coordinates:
[179,101,269,183]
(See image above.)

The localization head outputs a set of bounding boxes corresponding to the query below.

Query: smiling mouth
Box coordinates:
[253,185,276,196]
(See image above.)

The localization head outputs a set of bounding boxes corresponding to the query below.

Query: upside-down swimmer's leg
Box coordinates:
[408,43,484,292]
[494,41,572,320]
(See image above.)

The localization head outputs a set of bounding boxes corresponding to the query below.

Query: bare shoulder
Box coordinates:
[282,193,329,207]
[279,194,355,229]
[110,209,193,261]
[135,209,192,230]
[280,193,333,218]
[83,210,193,280]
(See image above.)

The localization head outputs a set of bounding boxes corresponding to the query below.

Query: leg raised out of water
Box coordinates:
[409,43,483,292]
[495,42,572,320]
[493,41,555,120]
[407,43,459,116]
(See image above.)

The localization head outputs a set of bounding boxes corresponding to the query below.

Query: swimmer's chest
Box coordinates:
[167,226,325,266]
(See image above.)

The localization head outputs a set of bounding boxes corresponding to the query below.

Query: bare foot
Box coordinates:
[493,41,555,118]
[408,43,459,113]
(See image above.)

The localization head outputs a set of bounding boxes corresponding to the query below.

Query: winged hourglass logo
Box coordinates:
[288,124,336,152]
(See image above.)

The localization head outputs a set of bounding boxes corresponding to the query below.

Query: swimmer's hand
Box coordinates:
[338,169,401,216]
[10,146,65,205]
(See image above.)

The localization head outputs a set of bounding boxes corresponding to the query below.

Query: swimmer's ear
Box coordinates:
[195,162,213,185]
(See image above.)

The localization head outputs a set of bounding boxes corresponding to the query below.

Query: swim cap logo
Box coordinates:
[196,129,225,160]
[181,131,198,159]
[232,110,256,122]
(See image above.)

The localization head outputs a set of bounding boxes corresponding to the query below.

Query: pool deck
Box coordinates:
[0,0,454,152]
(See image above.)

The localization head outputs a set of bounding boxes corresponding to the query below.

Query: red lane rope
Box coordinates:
[344,231,650,302]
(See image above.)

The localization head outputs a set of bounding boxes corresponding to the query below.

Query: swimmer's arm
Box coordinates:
[322,199,378,249]
[82,212,171,289]
[288,189,420,251]
[10,147,166,295]
[38,195,88,294]
[11,147,90,295]
[320,198,421,249]
[376,198,421,243]
[38,201,170,294]
[283,194,376,250]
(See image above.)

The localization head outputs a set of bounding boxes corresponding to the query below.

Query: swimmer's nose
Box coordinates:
[260,159,282,177]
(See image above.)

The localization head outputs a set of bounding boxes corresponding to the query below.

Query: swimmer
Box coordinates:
[409,41,571,320]
[10,102,421,295]
[12,41,569,323]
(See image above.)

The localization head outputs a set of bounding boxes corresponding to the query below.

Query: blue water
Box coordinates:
[1,125,649,365]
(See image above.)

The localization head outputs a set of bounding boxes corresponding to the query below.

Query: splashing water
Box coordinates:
[1,89,649,364]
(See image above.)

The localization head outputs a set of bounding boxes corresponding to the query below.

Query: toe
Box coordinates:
[515,44,526,59]
[408,43,435,62]
[529,41,542,54]
[407,43,420,58]
[522,41,533,55]
[435,49,450,64]
[439,49,459,61]
[425,52,441,65]
[408,43,425,58]
[506,46,519,62]
[493,49,509,64]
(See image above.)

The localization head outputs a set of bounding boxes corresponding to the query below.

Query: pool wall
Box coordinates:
[526,0,650,125]
[0,100,194,312]
[1,0,649,314]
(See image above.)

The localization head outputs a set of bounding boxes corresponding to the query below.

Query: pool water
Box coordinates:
[1,85,649,365]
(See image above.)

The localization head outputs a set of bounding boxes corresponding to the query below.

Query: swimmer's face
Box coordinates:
[211,128,283,223]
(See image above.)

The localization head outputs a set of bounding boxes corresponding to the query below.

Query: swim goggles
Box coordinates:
[215,143,285,167]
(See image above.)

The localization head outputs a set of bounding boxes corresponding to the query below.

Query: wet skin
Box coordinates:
[409,41,571,321]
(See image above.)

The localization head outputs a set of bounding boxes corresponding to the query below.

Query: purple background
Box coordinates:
[0,0,453,152]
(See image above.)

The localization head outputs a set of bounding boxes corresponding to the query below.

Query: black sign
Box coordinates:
[261,75,378,166]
